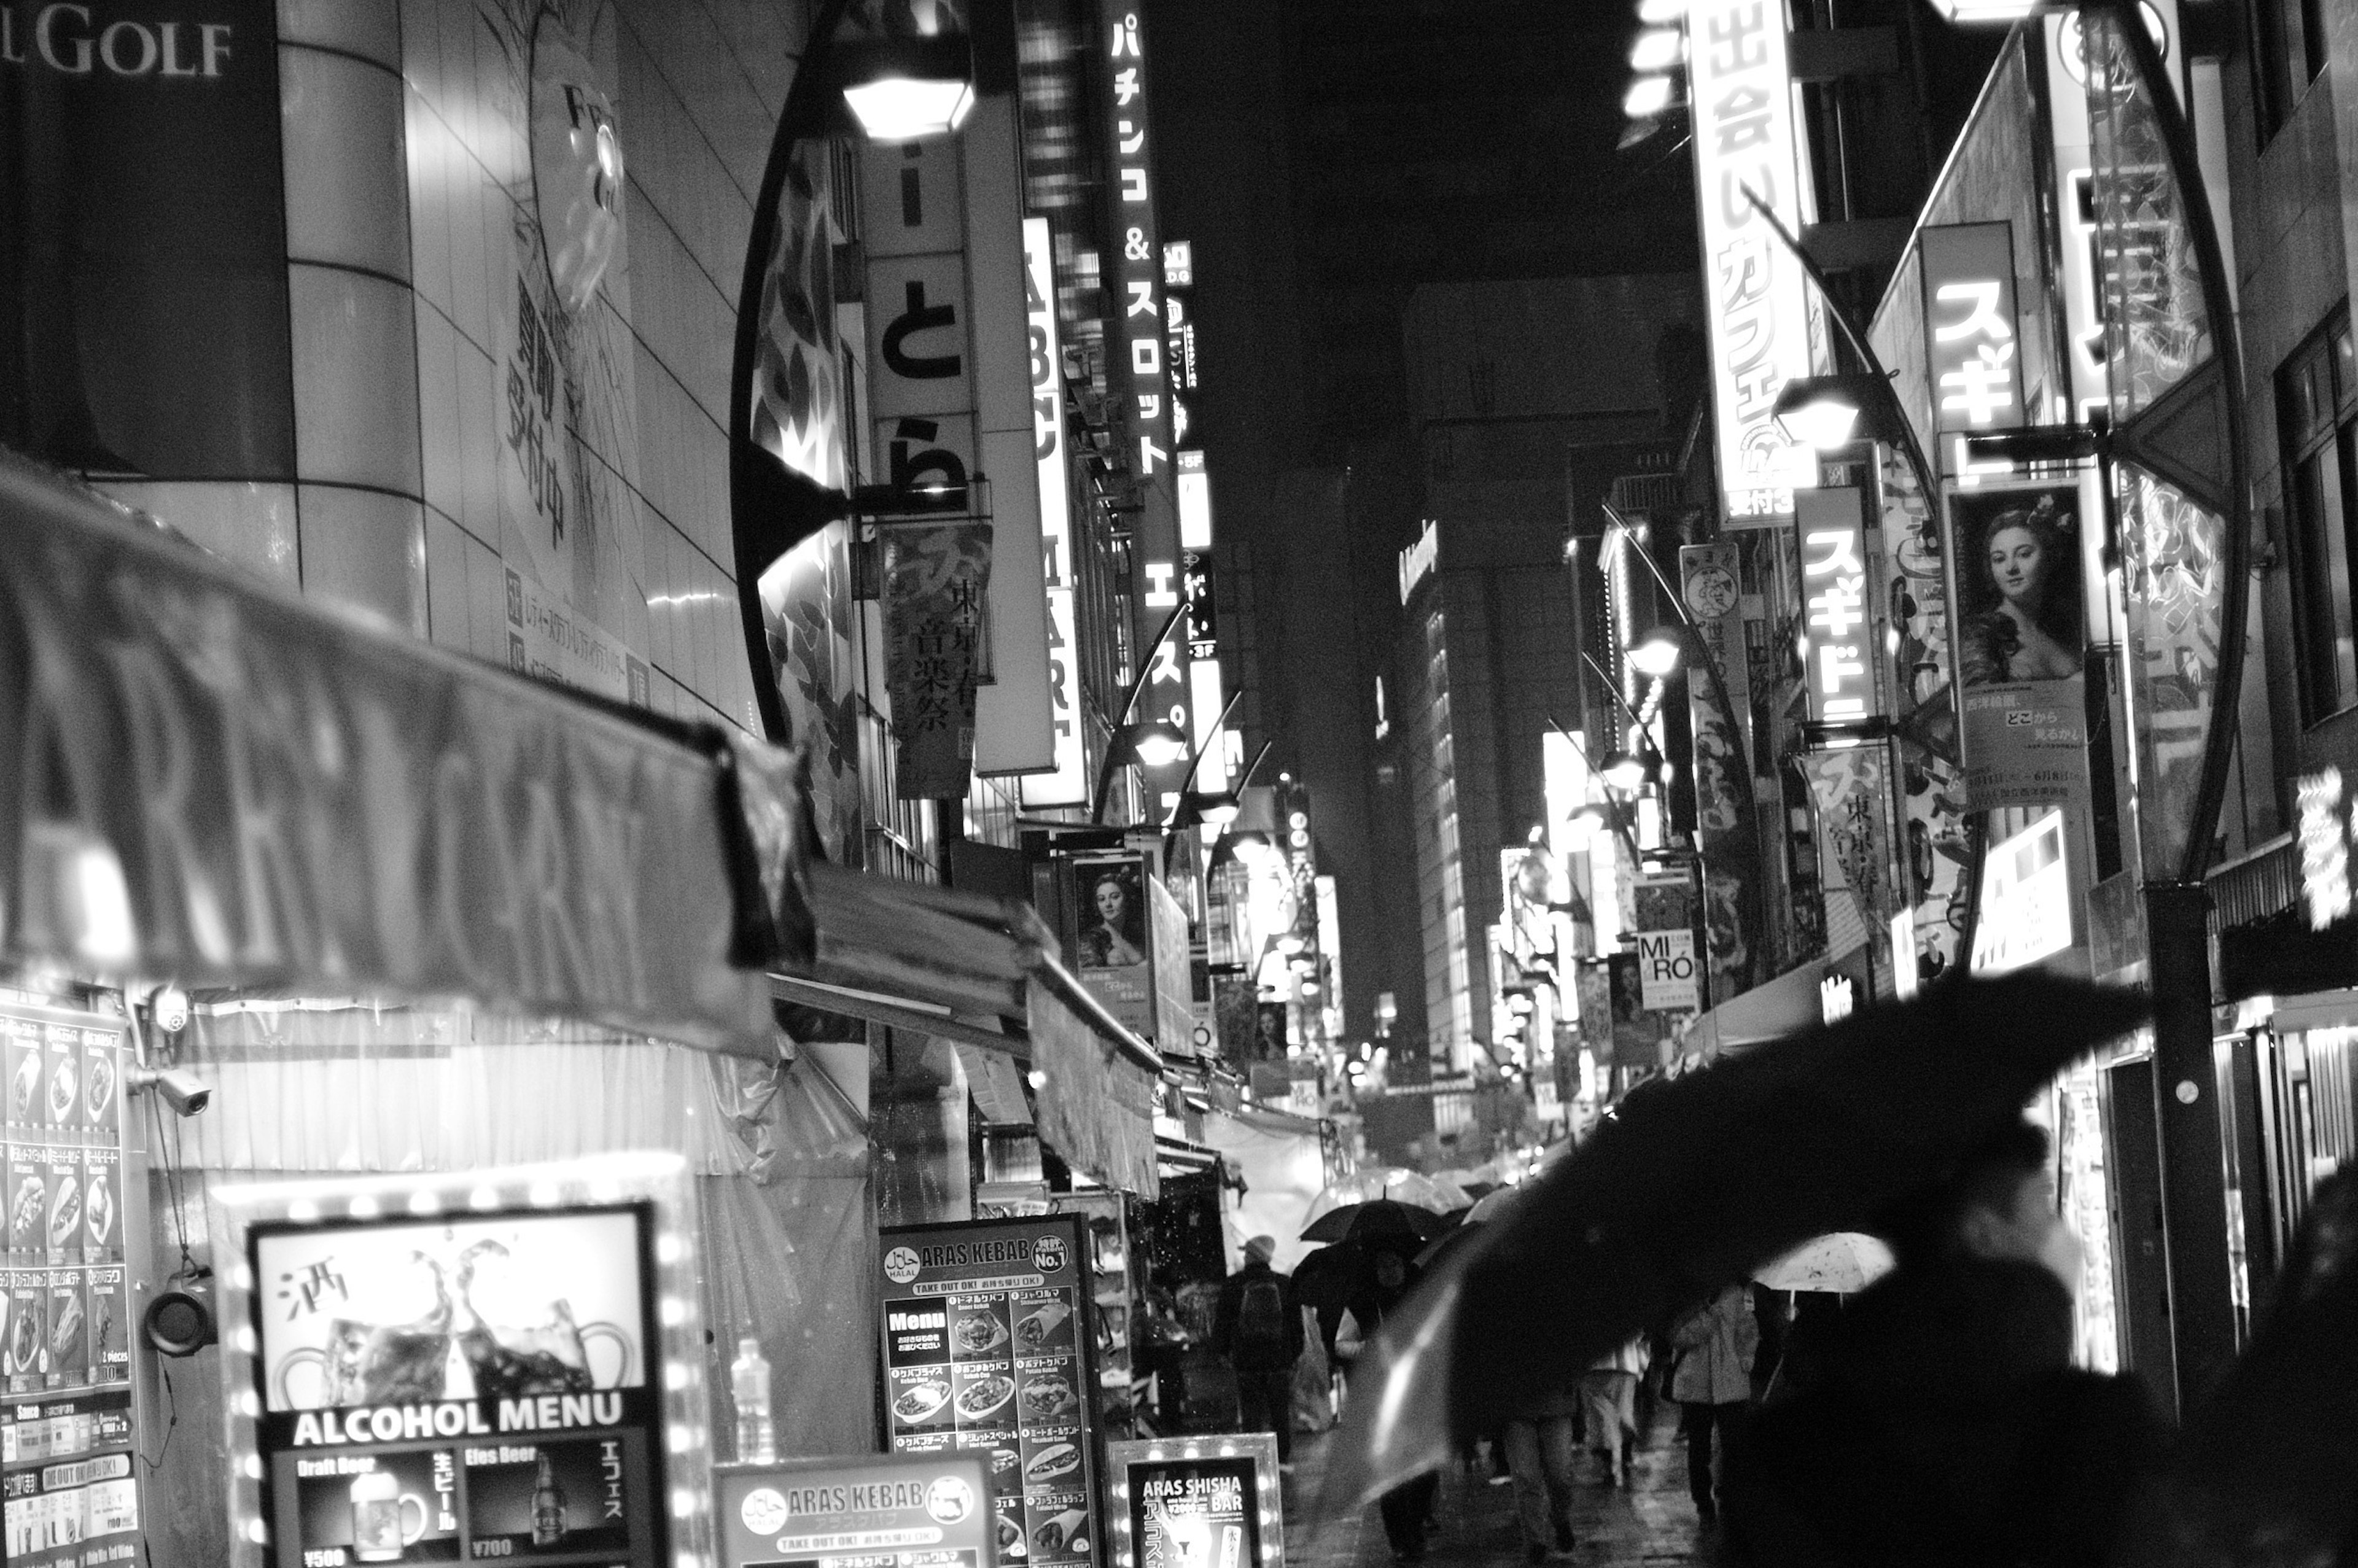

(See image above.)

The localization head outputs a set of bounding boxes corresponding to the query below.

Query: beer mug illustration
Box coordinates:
[348,1471,427,1561]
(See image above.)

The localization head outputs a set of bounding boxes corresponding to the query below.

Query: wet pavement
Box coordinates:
[1279,1405,1711,1568]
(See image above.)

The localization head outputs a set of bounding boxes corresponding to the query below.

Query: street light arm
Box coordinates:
[1601,502,1757,793]
[1546,715,1646,870]
[1089,598,1193,825]
[1164,684,1245,820]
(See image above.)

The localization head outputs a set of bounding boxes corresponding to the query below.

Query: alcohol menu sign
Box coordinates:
[878,1218,1098,1568]
[0,999,140,1568]
[1102,1437,1281,1568]
[240,1203,666,1566]
[715,1453,992,1568]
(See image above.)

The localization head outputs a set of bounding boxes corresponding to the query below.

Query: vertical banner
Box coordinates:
[1797,487,1877,728]
[1687,0,1818,525]
[962,96,1056,774]
[1681,543,1761,998]
[1876,446,1971,983]
[1069,854,1161,1040]
[1800,745,1899,936]
[1022,219,1090,807]
[1948,483,2091,810]
[878,1216,1101,1568]
[864,133,978,498]
[1097,4,1193,803]
[1921,223,2025,437]
[885,522,995,798]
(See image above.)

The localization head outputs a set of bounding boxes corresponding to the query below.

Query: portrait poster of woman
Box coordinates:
[1075,860,1151,972]
[1951,485,2086,688]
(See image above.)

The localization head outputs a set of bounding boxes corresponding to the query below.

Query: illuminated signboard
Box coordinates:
[1921,222,2024,436]
[715,1453,994,1568]
[216,1154,712,1568]
[1099,4,1192,792]
[1178,449,1212,549]
[2298,766,2354,930]
[879,1216,1101,1568]
[1397,519,1438,604]
[1105,1434,1282,1568]
[1688,0,1819,522]
[1796,487,1874,725]
[1022,217,1089,809]
[1969,810,2074,973]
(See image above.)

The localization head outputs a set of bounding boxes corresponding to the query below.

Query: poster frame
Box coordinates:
[212,1152,711,1568]
[1102,1432,1282,1568]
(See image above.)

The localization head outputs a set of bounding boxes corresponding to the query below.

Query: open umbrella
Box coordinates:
[1301,1198,1448,1245]
[1318,972,2148,1510]
[1305,1167,1474,1222]
[1751,1232,1893,1294]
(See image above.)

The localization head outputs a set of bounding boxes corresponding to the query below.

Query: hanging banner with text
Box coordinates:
[884,522,995,799]
[1022,218,1089,807]
[1687,0,1818,524]
[1681,541,1762,999]
[1947,483,2091,812]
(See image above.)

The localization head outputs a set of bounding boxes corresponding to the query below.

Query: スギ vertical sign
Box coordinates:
[1921,223,2024,437]
[1099,4,1193,802]
[1688,0,1818,524]
[1797,487,1875,727]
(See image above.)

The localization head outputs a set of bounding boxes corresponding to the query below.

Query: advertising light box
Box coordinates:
[215,1153,712,1568]
[715,1453,994,1568]
[878,1217,1100,1568]
[1103,1434,1280,1568]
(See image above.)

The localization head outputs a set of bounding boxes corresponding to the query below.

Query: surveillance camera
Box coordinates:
[144,984,190,1036]
[128,1064,211,1118]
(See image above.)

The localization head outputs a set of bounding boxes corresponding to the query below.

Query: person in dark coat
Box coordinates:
[1214,1235,1306,1462]
[1719,1120,2165,1567]
[1336,1249,1439,1564]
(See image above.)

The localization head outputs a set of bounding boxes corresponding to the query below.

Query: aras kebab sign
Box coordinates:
[879,1217,1101,1568]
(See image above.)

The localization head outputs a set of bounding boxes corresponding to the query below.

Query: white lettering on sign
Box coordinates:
[1797,488,1874,726]
[1019,218,1088,809]
[1688,0,1818,522]
[1,6,233,78]
[1920,223,2025,435]
[1398,519,1439,604]
[1819,973,1855,1023]
[2298,766,2354,931]
[1633,930,1700,1012]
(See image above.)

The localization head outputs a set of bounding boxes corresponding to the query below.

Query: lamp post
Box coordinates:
[1089,599,1193,825]
[1601,501,1757,794]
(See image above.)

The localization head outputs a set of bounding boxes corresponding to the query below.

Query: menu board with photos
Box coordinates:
[0,998,139,1568]
[243,1203,667,1568]
[879,1218,1099,1568]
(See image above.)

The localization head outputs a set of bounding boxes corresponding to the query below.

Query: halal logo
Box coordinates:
[884,1246,922,1285]
[1032,1236,1067,1274]
[926,1476,974,1523]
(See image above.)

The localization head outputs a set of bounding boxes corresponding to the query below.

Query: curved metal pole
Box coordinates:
[1601,501,1757,793]
[1089,598,1191,824]
[2088,0,2249,883]
[1166,684,1245,816]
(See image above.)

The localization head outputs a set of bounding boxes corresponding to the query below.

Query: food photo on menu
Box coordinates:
[952,1363,1018,1429]
[951,1297,1011,1357]
[255,1211,646,1418]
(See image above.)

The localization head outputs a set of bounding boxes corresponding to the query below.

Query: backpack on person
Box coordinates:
[1234,1276,1290,1364]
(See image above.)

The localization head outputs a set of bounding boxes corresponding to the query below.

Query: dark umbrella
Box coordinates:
[2106,1163,2358,1565]
[1320,972,2148,1508]
[1300,1198,1448,1245]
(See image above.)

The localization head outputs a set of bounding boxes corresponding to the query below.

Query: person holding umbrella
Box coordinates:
[1215,1235,1305,1464]
[1334,1248,1439,1566]
[1667,1283,1757,1519]
[1717,1119,2163,1566]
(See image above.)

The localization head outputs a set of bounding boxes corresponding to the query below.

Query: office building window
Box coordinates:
[2280,309,2358,723]
[2251,0,2326,145]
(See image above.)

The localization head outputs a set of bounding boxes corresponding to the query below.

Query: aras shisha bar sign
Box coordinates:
[879,1216,1101,1568]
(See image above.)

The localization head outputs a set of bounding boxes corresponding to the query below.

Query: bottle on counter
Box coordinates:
[733,1335,776,1464]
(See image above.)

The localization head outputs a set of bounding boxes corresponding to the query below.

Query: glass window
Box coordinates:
[2251,0,2326,147]
[2280,308,2358,723]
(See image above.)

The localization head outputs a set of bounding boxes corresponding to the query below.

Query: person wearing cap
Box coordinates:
[1215,1235,1305,1464]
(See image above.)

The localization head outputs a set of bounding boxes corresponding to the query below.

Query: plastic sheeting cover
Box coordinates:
[1199,1108,1327,1272]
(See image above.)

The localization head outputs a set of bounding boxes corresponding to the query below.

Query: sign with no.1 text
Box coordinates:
[879,1217,1100,1568]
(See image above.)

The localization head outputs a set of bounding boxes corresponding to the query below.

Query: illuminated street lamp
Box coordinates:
[1770,374,1883,451]
[1599,748,1657,794]
[834,33,976,141]
[1623,75,1674,117]
[1636,0,1686,19]
[1122,720,1191,772]
[1625,627,1684,680]
[1628,28,1684,70]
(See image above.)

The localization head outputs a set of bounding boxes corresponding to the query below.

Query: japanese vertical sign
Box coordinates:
[1797,487,1875,727]
[1688,0,1819,524]
[885,522,996,798]
[1022,217,1091,807]
[1099,5,1193,802]
[1,1001,140,1568]
[1921,223,2024,437]
[1681,542,1762,998]
[1948,482,2091,811]
[879,1217,1102,1568]
[865,134,980,504]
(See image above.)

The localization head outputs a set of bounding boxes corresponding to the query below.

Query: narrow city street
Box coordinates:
[1283,1414,1710,1568]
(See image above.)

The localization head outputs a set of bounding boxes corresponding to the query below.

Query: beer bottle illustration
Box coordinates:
[531,1452,568,1546]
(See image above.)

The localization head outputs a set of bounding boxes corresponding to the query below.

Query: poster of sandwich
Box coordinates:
[879,1216,1100,1568]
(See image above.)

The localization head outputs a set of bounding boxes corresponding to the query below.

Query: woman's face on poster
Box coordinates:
[1988,524,2045,607]
[1095,878,1129,926]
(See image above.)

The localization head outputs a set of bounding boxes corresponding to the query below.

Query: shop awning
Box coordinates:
[771,863,1163,1196]
[1678,957,1832,1060]
[0,454,810,1057]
